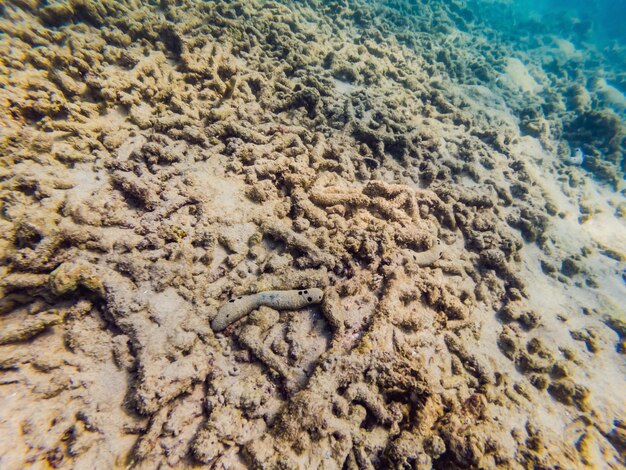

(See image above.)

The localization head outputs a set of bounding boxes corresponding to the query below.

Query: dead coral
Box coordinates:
[0,0,620,468]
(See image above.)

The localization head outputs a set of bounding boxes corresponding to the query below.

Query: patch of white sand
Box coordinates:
[513,137,626,311]
[506,134,626,436]
[594,78,626,114]
[551,36,584,62]
[333,78,359,95]
[500,58,542,94]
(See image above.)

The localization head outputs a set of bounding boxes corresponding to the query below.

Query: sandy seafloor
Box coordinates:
[0,0,625,468]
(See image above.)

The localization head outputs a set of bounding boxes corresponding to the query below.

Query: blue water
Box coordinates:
[469,0,626,49]
[510,0,626,45]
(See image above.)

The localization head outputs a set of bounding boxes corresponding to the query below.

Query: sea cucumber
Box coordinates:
[409,238,444,266]
[212,288,324,331]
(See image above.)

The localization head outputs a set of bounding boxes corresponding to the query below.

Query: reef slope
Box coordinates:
[0,0,624,468]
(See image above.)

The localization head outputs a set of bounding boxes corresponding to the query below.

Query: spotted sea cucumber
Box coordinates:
[211,288,324,331]
[407,238,444,267]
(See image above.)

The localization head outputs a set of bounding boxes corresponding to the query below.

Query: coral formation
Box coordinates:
[0,0,624,468]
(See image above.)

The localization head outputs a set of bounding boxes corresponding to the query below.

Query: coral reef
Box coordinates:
[0,0,624,468]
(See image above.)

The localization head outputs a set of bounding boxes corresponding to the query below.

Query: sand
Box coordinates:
[0,0,624,468]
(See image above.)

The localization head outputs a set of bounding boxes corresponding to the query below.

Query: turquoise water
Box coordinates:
[470,0,626,45]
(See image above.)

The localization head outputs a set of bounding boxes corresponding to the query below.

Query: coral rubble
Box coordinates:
[0,0,624,468]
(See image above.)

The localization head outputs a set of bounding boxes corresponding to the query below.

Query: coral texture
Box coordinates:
[0,0,624,468]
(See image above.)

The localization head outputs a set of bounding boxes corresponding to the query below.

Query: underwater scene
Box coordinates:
[0,0,625,468]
